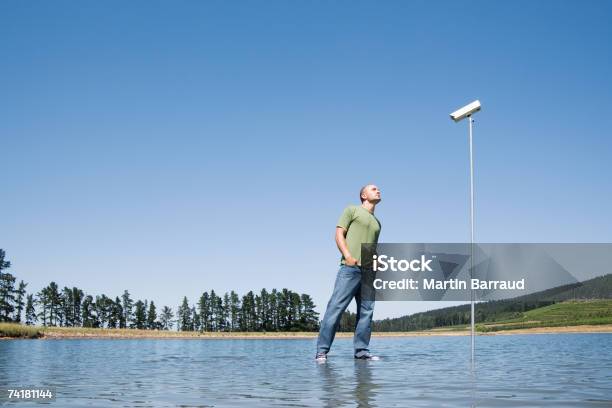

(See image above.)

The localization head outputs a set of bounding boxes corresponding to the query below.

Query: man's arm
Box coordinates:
[336,227,358,266]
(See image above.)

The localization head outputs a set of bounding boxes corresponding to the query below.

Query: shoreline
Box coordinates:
[2,324,612,340]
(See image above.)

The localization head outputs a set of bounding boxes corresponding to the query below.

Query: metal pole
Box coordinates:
[468,115,475,369]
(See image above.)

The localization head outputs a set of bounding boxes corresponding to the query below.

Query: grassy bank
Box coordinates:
[477,299,612,332]
[41,327,322,339]
[0,323,43,339]
[0,324,320,339]
[1,325,468,339]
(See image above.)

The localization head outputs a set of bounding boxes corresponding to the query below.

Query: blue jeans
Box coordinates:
[316,264,375,357]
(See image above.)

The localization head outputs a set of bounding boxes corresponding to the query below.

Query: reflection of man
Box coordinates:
[316,184,382,361]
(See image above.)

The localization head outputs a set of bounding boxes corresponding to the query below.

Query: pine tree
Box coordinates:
[299,294,319,331]
[14,280,27,323]
[36,287,49,326]
[121,290,134,329]
[222,293,230,332]
[143,300,149,327]
[95,294,113,328]
[255,294,263,331]
[229,291,240,331]
[81,295,95,328]
[160,306,174,330]
[215,294,224,331]
[177,296,191,331]
[36,282,61,326]
[209,290,218,331]
[0,249,16,322]
[147,301,158,330]
[191,306,199,331]
[269,289,279,331]
[277,289,289,330]
[259,289,270,331]
[106,297,120,328]
[47,282,61,326]
[198,292,210,331]
[133,300,146,329]
[61,287,74,326]
[289,291,301,331]
[25,294,36,325]
[72,287,84,327]
[109,297,123,329]
[241,291,256,331]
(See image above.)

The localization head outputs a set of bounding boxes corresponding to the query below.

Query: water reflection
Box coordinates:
[316,359,379,407]
[317,361,344,408]
[353,360,378,408]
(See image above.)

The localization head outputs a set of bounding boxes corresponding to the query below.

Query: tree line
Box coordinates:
[0,249,319,332]
[175,288,319,332]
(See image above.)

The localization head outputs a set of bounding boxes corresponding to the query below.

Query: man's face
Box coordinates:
[362,185,381,203]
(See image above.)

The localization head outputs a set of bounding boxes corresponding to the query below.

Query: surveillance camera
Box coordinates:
[450,100,481,122]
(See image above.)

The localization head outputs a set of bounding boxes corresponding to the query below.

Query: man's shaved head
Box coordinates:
[360,184,381,204]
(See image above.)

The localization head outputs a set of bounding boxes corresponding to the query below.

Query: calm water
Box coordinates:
[1,334,611,407]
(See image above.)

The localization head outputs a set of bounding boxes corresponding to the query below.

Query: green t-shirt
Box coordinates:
[337,205,381,265]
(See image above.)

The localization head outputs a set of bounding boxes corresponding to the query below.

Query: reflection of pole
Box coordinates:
[468,116,475,368]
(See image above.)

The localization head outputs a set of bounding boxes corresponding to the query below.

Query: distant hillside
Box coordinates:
[477,299,612,332]
[370,273,612,332]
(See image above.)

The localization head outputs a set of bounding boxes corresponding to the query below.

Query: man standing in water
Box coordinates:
[316,184,382,361]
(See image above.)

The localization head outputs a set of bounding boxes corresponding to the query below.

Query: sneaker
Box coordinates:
[355,352,380,361]
[315,352,327,362]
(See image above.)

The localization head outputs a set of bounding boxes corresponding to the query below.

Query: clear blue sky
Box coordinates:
[2,1,611,319]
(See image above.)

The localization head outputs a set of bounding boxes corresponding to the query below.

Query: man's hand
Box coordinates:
[344,256,359,266]
[336,227,359,265]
